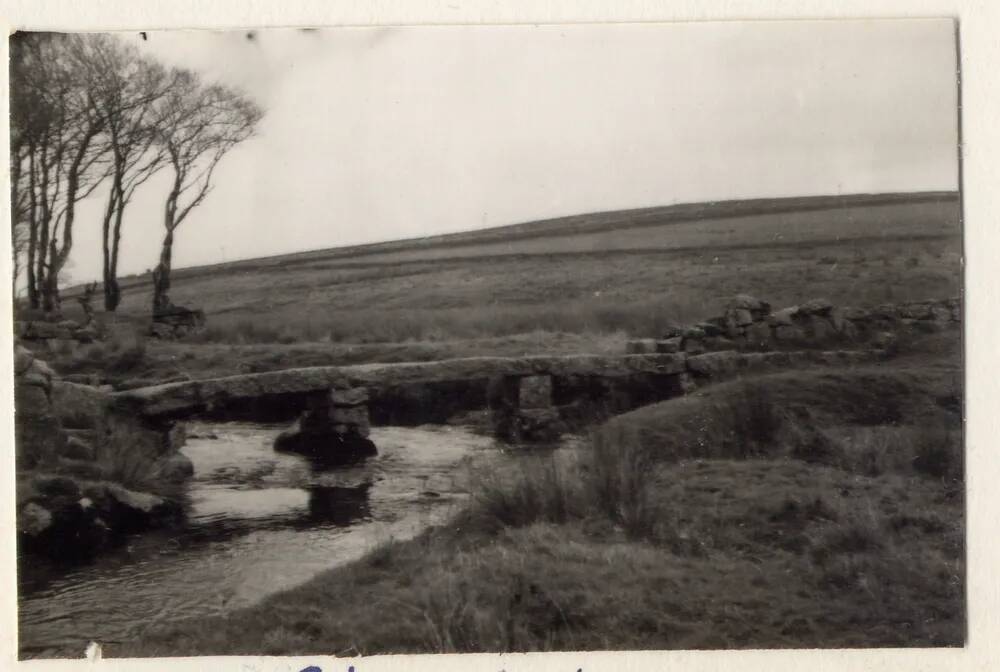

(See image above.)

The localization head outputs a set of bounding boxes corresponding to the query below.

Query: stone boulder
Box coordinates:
[15,344,35,375]
[18,476,184,561]
[682,337,706,355]
[744,322,773,350]
[799,298,834,316]
[805,315,837,340]
[16,477,109,562]
[686,351,743,378]
[728,308,754,327]
[82,483,180,534]
[695,322,724,337]
[661,324,686,339]
[514,408,565,442]
[152,453,195,483]
[21,321,62,340]
[773,325,806,342]
[655,337,682,354]
[728,294,771,317]
[842,306,870,321]
[15,354,64,470]
[21,356,56,390]
[625,339,658,355]
[767,306,799,326]
[18,502,53,537]
[61,435,96,461]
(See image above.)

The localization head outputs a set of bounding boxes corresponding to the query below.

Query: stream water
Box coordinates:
[18,422,499,659]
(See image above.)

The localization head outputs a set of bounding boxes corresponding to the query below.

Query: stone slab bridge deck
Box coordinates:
[109,349,882,445]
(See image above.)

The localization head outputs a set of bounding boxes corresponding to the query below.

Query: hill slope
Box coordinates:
[57,191,960,349]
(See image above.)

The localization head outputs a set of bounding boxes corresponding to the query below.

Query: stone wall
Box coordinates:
[14,344,65,469]
[14,343,195,482]
[14,344,192,561]
[627,295,960,355]
[150,305,206,339]
[15,317,100,353]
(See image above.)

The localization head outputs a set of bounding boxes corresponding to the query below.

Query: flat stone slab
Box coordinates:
[113,354,688,418]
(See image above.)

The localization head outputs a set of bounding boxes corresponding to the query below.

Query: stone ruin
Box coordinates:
[150,304,206,339]
[626,295,961,356]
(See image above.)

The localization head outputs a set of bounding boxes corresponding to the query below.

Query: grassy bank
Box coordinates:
[106,333,964,656]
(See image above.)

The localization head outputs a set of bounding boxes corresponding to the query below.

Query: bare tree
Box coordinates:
[79,36,172,311]
[151,70,262,315]
[10,33,111,313]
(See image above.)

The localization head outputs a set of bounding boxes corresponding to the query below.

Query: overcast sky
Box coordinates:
[63,19,959,283]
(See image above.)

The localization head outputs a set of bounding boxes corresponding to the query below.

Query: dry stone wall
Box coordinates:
[14,344,192,562]
[627,295,960,356]
[15,317,100,352]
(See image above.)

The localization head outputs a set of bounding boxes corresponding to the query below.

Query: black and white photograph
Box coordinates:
[8,16,967,662]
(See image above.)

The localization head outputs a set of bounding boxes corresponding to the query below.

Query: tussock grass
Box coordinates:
[468,426,656,540]
[588,424,656,538]
[470,454,580,530]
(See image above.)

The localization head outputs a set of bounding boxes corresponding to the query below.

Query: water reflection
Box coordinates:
[305,483,373,527]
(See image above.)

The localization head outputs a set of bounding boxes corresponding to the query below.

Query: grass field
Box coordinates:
[47,191,961,382]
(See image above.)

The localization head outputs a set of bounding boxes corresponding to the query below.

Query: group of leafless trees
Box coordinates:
[10,32,262,317]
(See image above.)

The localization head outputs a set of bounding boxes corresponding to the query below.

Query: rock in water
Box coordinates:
[153,452,196,482]
[17,503,53,537]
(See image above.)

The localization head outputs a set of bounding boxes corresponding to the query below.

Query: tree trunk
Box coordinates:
[106,188,128,312]
[152,227,174,315]
[26,145,39,308]
[101,183,117,310]
[42,121,100,314]
[34,148,51,311]
[42,238,59,314]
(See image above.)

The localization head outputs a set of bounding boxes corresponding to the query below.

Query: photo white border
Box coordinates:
[1,1,996,671]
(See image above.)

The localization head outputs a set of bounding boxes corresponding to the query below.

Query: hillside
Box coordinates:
[73,191,959,299]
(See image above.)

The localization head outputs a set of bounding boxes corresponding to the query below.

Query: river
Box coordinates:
[18,421,499,659]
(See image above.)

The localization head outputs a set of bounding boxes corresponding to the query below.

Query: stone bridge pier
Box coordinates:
[490,374,565,443]
[273,384,376,464]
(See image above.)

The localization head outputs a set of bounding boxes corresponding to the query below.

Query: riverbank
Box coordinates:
[17,423,500,659]
[107,332,964,656]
